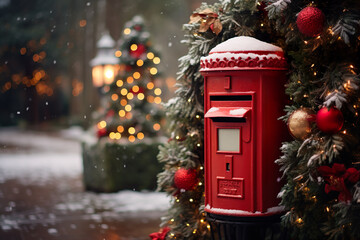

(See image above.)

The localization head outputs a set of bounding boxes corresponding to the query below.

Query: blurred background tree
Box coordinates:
[0,0,216,128]
[0,0,86,126]
[95,16,164,142]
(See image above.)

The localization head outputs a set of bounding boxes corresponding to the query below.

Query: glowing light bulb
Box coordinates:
[132,85,140,92]
[130,44,138,51]
[109,132,115,139]
[128,127,136,134]
[153,123,160,131]
[153,57,160,64]
[147,82,154,90]
[115,50,122,57]
[115,132,121,139]
[137,132,144,140]
[127,92,134,100]
[124,28,131,35]
[127,76,134,84]
[126,112,133,119]
[137,93,145,100]
[117,125,124,133]
[120,99,127,106]
[125,104,132,112]
[147,52,154,59]
[147,96,154,103]
[128,135,135,142]
[116,80,123,87]
[136,59,144,66]
[118,110,126,117]
[121,88,128,95]
[150,67,158,75]
[133,72,141,79]
[111,94,118,101]
[154,97,162,104]
[296,218,303,224]
[98,120,107,129]
[154,88,162,95]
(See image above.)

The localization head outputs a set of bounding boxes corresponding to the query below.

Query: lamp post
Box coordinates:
[90,32,118,88]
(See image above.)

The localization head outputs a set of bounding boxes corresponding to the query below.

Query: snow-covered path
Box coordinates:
[0,127,169,240]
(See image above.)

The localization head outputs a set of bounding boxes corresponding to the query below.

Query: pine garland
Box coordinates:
[156,0,275,239]
[266,0,360,239]
[156,0,360,239]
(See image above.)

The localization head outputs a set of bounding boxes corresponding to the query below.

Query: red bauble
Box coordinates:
[134,25,142,31]
[174,168,198,191]
[316,107,344,133]
[129,44,146,59]
[97,128,107,138]
[106,109,115,118]
[296,6,325,37]
[149,226,170,240]
[129,86,145,95]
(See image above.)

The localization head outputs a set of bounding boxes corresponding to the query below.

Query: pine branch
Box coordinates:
[333,12,360,45]
[265,0,291,19]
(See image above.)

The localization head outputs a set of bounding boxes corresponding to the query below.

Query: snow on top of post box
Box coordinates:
[210,36,282,52]
[200,36,287,71]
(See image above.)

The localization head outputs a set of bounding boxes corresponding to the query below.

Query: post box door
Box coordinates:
[205,106,254,213]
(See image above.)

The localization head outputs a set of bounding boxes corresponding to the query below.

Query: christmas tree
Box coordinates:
[154,0,279,239]
[153,0,360,240]
[266,1,360,240]
[96,15,164,142]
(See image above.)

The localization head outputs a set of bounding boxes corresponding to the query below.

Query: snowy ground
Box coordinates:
[0,127,169,240]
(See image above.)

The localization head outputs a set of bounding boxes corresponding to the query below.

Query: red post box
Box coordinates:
[200,36,287,218]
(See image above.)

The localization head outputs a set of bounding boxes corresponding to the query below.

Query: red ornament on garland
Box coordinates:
[296,6,325,37]
[97,128,107,138]
[316,106,344,133]
[129,44,146,59]
[149,226,170,240]
[287,108,316,140]
[129,86,145,95]
[174,168,198,191]
[318,163,360,202]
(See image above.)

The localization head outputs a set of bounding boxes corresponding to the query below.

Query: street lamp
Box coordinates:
[90,32,118,87]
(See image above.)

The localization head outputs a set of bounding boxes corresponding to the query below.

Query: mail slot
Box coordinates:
[200,36,288,218]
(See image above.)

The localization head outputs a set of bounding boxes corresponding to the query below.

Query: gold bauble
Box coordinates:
[288,108,315,140]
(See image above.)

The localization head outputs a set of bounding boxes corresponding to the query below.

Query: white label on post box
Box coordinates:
[218,128,240,152]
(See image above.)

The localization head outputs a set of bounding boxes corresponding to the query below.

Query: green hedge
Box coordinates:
[82,140,163,193]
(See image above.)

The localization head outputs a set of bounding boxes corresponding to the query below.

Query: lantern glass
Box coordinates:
[103,64,116,85]
[218,128,240,152]
[92,65,103,87]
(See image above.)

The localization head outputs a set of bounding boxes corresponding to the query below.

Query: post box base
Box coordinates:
[207,213,288,240]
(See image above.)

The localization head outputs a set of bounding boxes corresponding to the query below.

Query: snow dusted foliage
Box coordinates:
[267,0,360,239]
[265,0,291,19]
[156,1,278,239]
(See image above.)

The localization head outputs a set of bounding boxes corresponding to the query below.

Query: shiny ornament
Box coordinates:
[129,44,146,59]
[316,107,344,133]
[149,226,170,240]
[288,108,315,140]
[174,168,198,191]
[97,128,107,138]
[129,86,145,95]
[296,6,325,37]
